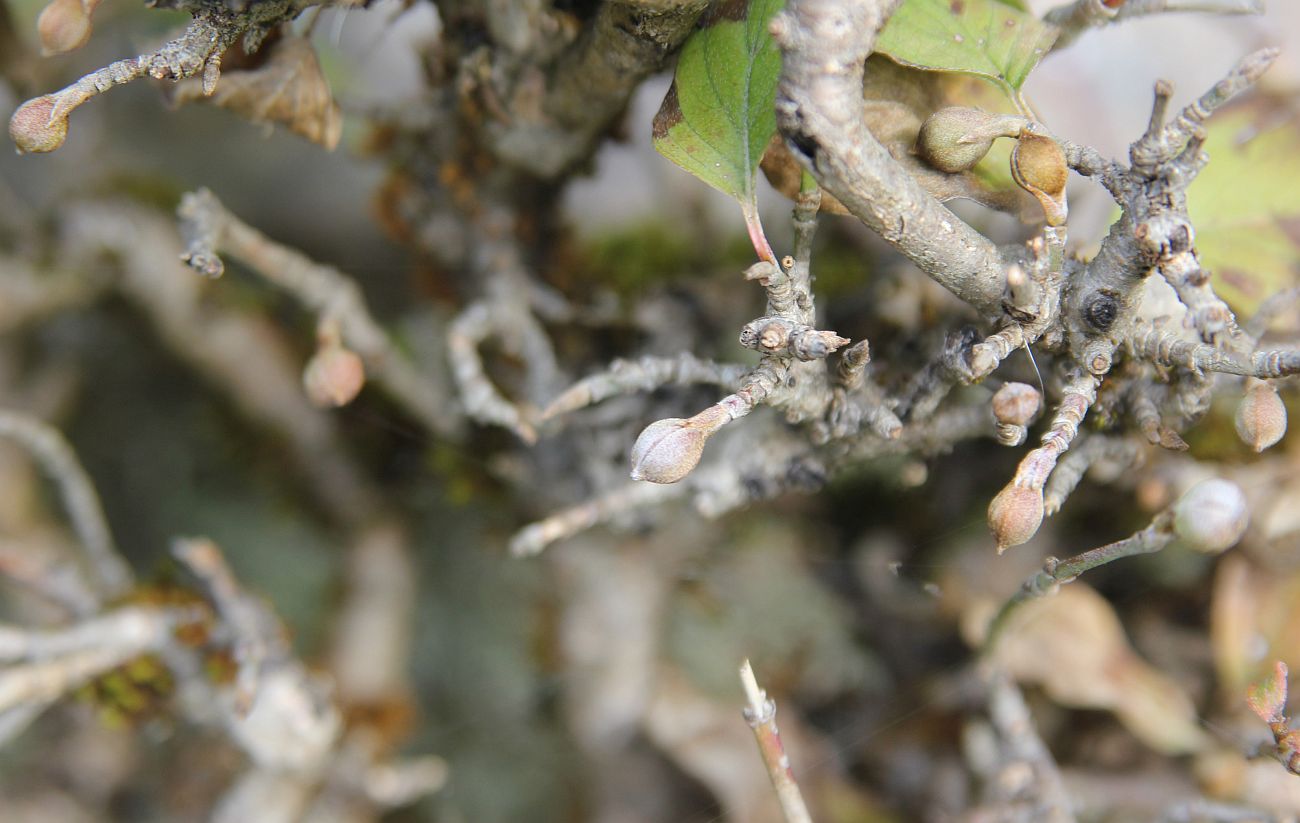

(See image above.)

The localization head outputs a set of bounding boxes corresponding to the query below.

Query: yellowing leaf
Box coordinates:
[1188,107,1300,314]
[875,0,1059,100]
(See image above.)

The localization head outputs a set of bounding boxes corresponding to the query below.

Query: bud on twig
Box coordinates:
[9,96,69,154]
[988,483,1045,553]
[303,340,366,408]
[1011,127,1069,227]
[630,405,730,484]
[1235,381,1287,453]
[992,382,1040,446]
[1172,478,1248,554]
[916,107,1025,174]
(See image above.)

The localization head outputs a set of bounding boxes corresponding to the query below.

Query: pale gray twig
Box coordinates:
[172,536,288,716]
[982,670,1077,823]
[63,201,379,524]
[1043,435,1141,517]
[772,0,1007,316]
[541,353,748,422]
[0,605,199,714]
[178,188,458,439]
[448,301,539,443]
[0,410,131,600]
[1046,0,1262,51]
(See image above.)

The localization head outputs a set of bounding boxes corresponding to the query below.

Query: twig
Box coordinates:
[172,537,288,715]
[448,301,538,443]
[63,201,379,525]
[489,0,710,178]
[541,353,748,422]
[177,188,458,439]
[1131,48,1278,171]
[0,541,100,617]
[1246,286,1300,342]
[0,410,132,600]
[1042,435,1141,516]
[1160,799,1285,823]
[984,670,1076,823]
[985,511,1175,649]
[510,479,687,557]
[1046,0,1262,51]
[772,0,1007,316]
[1126,322,1300,378]
[0,605,199,713]
[8,1,300,152]
[211,770,315,823]
[739,659,813,823]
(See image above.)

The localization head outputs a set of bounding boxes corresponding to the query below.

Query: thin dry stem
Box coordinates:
[0,410,131,599]
[739,659,813,823]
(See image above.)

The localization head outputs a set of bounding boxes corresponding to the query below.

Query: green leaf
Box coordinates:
[875,0,1059,99]
[652,0,784,259]
[1187,108,1300,313]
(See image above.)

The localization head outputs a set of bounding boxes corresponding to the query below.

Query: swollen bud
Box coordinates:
[629,418,705,484]
[629,405,730,484]
[916,107,1024,174]
[988,483,1044,553]
[37,0,93,55]
[1235,382,1287,453]
[303,342,365,408]
[1173,478,1248,554]
[9,96,69,154]
[992,382,1041,447]
[1011,127,1069,226]
[992,382,1041,426]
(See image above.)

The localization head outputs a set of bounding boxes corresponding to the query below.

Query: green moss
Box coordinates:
[571,222,753,296]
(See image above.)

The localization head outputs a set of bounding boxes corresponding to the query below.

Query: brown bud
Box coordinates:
[988,483,1044,553]
[916,107,1024,174]
[303,343,365,407]
[992,382,1040,427]
[1011,127,1069,226]
[1173,478,1248,554]
[9,95,69,154]
[1235,382,1287,453]
[37,0,92,56]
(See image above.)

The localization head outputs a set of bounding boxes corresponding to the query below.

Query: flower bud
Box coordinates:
[1235,382,1287,453]
[988,483,1044,553]
[9,95,69,154]
[992,382,1040,427]
[1011,127,1068,226]
[629,405,730,484]
[629,418,706,484]
[1173,478,1248,554]
[303,343,365,407]
[916,107,1024,174]
[37,0,92,56]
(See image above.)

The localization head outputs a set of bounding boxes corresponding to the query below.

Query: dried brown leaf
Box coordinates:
[171,37,342,150]
[987,584,1209,754]
[1211,554,1300,698]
